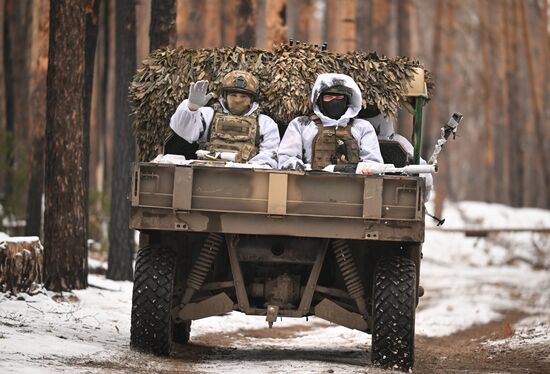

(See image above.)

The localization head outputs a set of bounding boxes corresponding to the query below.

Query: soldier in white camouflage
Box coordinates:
[170,71,280,168]
[277,73,383,173]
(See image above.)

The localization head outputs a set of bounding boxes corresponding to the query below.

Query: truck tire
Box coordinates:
[130,245,177,355]
[371,255,416,371]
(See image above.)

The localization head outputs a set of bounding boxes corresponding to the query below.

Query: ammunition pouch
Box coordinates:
[201,112,260,163]
[333,164,358,173]
[311,115,359,169]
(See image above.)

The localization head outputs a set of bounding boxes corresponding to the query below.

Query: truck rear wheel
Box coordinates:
[130,245,177,355]
[371,255,416,371]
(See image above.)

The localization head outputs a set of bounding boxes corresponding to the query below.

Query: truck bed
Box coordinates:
[130,162,425,242]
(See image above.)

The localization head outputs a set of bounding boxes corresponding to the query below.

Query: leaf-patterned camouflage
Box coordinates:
[129,45,433,161]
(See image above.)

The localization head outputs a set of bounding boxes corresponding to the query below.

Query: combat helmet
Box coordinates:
[221,71,259,100]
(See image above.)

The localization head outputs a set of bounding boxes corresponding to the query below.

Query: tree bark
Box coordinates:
[89,0,109,242]
[356,0,371,51]
[204,0,222,47]
[432,0,447,218]
[505,0,522,207]
[479,0,495,202]
[150,0,176,51]
[326,0,355,52]
[220,0,237,46]
[264,0,286,49]
[82,0,100,252]
[236,0,256,47]
[370,0,392,56]
[519,0,549,207]
[395,0,413,132]
[0,0,5,137]
[495,0,511,205]
[107,0,136,281]
[25,0,50,236]
[177,0,204,48]
[44,0,88,291]
[396,0,412,57]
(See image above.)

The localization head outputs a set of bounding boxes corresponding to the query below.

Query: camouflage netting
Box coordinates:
[130,44,433,161]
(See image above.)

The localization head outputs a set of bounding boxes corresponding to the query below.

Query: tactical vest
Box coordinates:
[310,114,360,170]
[201,111,260,163]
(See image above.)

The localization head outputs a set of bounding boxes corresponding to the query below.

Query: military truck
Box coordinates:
[128,67,450,371]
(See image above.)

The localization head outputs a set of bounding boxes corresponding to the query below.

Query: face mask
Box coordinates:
[320,97,348,120]
[226,93,252,115]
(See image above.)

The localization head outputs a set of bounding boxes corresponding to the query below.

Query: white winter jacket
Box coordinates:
[277,73,383,169]
[368,113,434,199]
[169,99,280,168]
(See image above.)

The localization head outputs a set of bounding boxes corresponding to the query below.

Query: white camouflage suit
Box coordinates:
[170,98,280,168]
[277,73,383,170]
[368,113,434,199]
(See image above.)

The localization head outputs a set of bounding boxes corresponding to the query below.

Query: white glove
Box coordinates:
[188,80,214,111]
[282,159,306,171]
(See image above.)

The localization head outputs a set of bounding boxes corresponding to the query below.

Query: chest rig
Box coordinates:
[310,114,360,169]
[201,111,260,162]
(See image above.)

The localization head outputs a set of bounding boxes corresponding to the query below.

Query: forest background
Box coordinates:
[0,0,548,285]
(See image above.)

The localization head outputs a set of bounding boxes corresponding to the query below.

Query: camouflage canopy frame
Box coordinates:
[130,44,434,161]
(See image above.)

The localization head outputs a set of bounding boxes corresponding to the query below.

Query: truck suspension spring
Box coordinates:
[332,239,367,316]
[182,233,224,304]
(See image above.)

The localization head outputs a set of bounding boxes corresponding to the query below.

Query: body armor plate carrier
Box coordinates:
[201,112,260,163]
[310,114,360,169]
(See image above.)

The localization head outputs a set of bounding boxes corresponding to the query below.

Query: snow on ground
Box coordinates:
[1,201,550,373]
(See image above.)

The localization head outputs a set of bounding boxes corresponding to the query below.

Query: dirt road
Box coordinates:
[61,310,549,374]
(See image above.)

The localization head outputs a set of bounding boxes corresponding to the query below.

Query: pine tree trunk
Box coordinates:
[221,0,237,46]
[82,0,100,253]
[430,0,444,217]
[44,0,88,291]
[204,0,222,47]
[177,0,205,48]
[495,1,511,205]
[236,0,256,47]
[264,0,286,49]
[25,0,50,236]
[89,0,109,242]
[506,0,522,207]
[395,0,413,132]
[479,0,496,202]
[107,0,136,281]
[370,0,392,56]
[150,0,176,50]
[0,0,5,136]
[519,0,549,207]
[356,0,371,51]
[326,0,355,52]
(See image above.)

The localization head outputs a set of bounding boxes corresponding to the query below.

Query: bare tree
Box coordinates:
[107,0,136,281]
[44,0,89,291]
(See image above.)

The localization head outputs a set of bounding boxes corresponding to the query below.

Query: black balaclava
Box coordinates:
[318,85,351,120]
